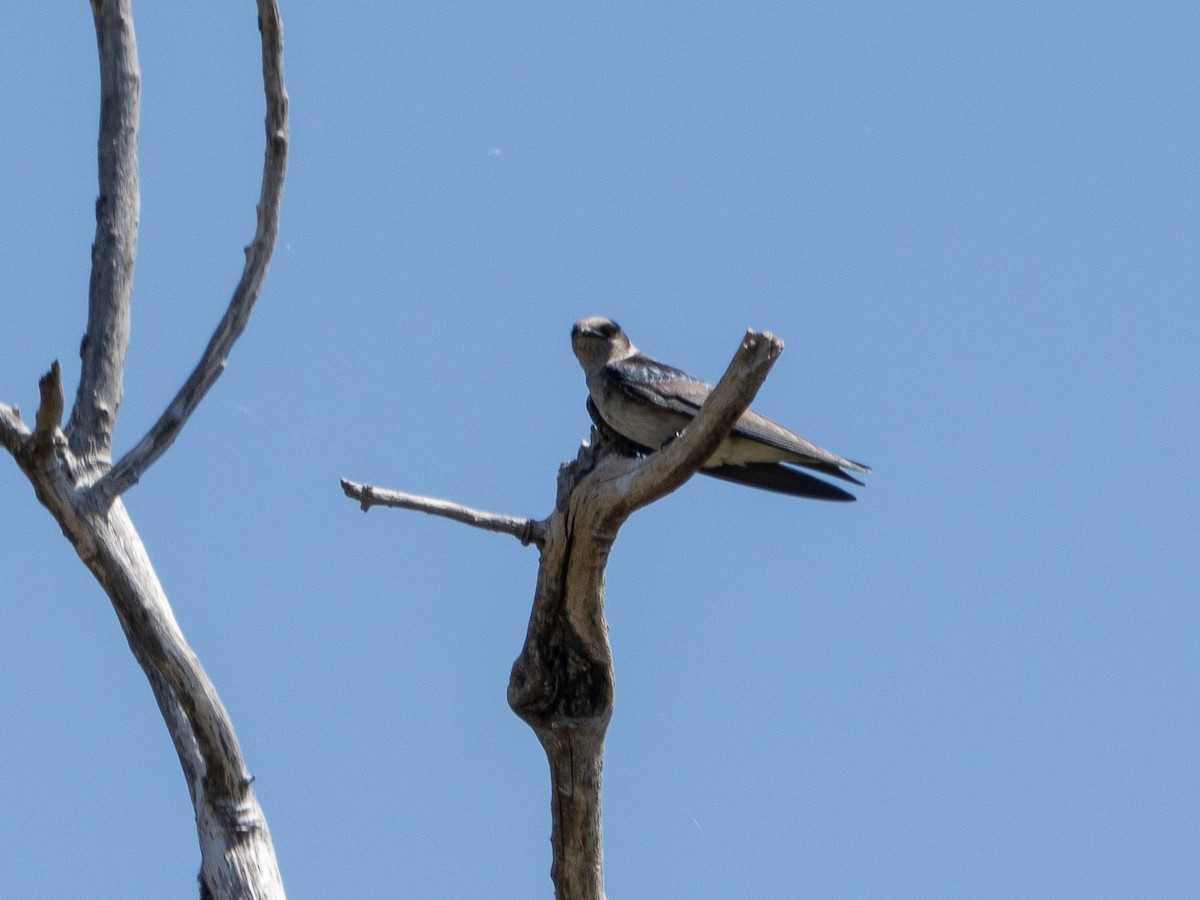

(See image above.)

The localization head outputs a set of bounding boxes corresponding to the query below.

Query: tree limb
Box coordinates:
[66,0,139,467]
[31,486,285,900]
[94,0,289,502]
[0,5,291,897]
[341,479,545,547]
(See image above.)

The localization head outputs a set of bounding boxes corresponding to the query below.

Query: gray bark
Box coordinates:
[1,2,289,897]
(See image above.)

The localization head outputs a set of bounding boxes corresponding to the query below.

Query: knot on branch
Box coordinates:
[508,619,614,730]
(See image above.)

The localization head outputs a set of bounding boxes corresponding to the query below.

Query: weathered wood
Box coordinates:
[341,479,545,546]
[26,458,286,899]
[67,0,140,468]
[345,329,782,899]
[1,2,290,897]
[96,0,289,502]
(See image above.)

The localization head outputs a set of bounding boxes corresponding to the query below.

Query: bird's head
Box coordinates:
[571,316,634,375]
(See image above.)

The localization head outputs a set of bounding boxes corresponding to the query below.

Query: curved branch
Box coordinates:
[341,479,545,547]
[95,0,290,502]
[54,493,284,899]
[65,0,140,464]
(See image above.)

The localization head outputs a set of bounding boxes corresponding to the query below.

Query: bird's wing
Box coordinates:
[587,394,859,502]
[608,354,869,484]
[731,408,870,484]
[607,353,715,415]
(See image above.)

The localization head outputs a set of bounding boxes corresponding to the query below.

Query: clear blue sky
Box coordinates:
[2,3,1197,897]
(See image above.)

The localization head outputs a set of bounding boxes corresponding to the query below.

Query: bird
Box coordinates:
[570,316,869,501]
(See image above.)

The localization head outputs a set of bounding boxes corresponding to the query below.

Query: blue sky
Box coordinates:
[1,3,1197,897]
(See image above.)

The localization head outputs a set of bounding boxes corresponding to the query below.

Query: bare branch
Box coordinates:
[95,0,290,502]
[5,5,290,897]
[65,0,140,465]
[341,478,545,547]
[66,497,284,899]
[601,329,783,516]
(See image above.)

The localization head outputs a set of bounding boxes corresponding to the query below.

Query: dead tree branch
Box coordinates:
[96,0,289,502]
[65,0,140,469]
[1,3,290,898]
[344,329,782,900]
[341,479,545,546]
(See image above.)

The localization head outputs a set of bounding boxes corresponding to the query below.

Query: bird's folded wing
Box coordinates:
[608,355,713,413]
[609,356,869,483]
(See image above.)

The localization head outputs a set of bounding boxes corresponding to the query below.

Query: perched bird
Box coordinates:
[570,316,869,501]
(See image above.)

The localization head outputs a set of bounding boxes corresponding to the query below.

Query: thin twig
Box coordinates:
[95,0,289,502]
[341,479,545,547]
[65,0,140,462]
